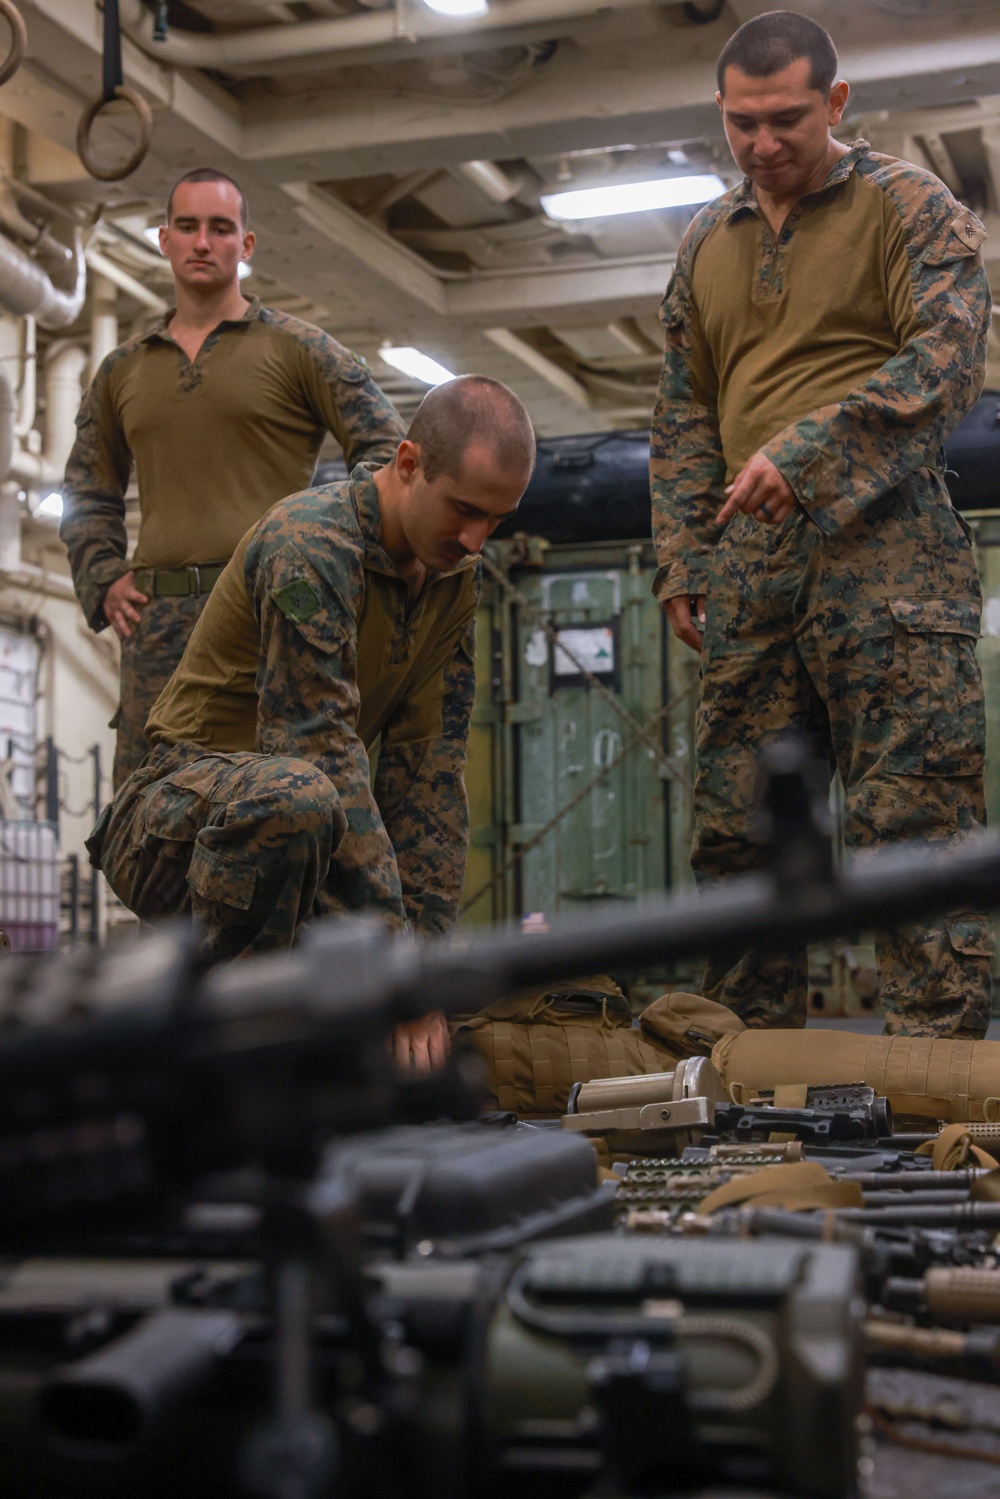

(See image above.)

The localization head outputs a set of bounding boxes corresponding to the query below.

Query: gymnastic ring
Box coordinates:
[0,1,27,88]
[76,86,153,182]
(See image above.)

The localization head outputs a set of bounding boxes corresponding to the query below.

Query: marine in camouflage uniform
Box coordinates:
[88,466,479,960]
[60,296,404,788]
[651,140,994,1037]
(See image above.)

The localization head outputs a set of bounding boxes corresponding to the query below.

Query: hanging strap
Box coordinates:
[103,0,123,103]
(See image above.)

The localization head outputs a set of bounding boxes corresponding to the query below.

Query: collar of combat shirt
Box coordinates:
[138,293,266,346]
[723,138,872,222]
[349,464,482,585]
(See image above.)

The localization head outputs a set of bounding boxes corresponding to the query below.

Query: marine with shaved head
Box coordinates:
[88,375,536,1069]
[61,167,404,789]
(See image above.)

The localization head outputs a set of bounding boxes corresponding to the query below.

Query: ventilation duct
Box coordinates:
[0,228,86,331]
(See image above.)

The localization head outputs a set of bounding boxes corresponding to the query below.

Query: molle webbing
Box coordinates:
[452,984,673,1118]
[711,1032,1000,1122]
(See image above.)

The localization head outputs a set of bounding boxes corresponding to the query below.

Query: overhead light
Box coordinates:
[142,226,163,251]
[541,173,726,221]
[238,261,252,280]
[380,345,455,386]
[420,0,488,15]
[39,492,63,518]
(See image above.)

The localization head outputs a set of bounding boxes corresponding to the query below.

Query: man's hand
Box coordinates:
[392,1010,450,1072]
[664,593,707,653]
[102,571,149,640]
[716,453,796,527]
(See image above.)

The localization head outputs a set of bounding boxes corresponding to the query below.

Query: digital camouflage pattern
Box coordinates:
[94,470,480,949]
[650,142,993,1037]
[90,741,347,962]
[695,482,993,1036]
[113,594,209,788]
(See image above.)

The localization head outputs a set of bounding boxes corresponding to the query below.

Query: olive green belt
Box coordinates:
[133,564,227,598]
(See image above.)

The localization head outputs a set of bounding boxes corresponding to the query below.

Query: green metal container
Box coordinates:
[461,538,698,928]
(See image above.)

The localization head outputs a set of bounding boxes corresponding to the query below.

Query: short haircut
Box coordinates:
[716,11,838,96]
[166,168,249,229]
[406,374,536,484]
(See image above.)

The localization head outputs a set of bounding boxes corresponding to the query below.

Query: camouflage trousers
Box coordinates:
[694,470,993,1038]
[91,740,348,962]
[113,594,210,790]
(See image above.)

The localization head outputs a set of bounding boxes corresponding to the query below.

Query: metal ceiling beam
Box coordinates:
[446,256,673,324]
[281,182,447,314]
[484,327,592,406]
[233,16,1000,180]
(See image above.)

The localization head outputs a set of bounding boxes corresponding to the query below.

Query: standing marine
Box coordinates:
[88,375,535,1069]
[651,11,993,1036]
[60,167,404,788]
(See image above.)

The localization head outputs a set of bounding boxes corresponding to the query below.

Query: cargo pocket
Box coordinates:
[884,598,984,776]
[188,839,257,913]
[946,917,996,962]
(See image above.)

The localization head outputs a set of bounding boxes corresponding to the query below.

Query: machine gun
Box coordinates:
[562,1073,892,1155]
[0,739,999,1497]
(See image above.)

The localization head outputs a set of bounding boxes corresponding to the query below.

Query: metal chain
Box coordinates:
[480,551,690,787]
[461,683,696,915]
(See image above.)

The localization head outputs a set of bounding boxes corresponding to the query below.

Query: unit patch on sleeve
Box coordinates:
[271,577,322,623]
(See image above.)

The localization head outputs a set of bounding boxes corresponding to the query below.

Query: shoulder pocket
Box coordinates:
[918,207,987,267]
[338,355,370,385]
[267,541,351,657]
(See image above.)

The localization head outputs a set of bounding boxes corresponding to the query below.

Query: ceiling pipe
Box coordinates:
[119,0,672,70]
[85,249,169,315]
[0,367,16,483]
[455,160,527,204]
[14,314,35,438]
[44,343,88,480]
[0,228,86,331]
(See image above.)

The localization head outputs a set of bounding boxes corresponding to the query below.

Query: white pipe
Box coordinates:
[0,561,77,601]
[0,228,86,331]
[44,342,87,478]
[14,313,34,439]
[120,0,667,69]
[455,160,526,203]
[85,249,169,315]
[0,367,15,482]
[89,273,119,384]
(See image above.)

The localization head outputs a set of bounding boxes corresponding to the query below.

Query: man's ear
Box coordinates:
[828,79,850,126]
[395,439,421,483]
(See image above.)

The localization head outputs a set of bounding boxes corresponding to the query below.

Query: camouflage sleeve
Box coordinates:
[374,607,477,939]
[650,242,728,605]
[59,358,133,631]
[762,166,990,534]
[246,507,407,929]
[294,327,405,471]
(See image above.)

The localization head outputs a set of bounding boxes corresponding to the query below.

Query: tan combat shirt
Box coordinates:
[651,142,990,599]
[147,467,480,937]
[60,296,404,628]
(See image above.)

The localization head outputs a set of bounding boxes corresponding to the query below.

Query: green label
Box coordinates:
[272,577,322,622]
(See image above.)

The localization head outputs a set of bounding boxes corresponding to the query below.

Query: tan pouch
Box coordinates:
[712,1029,1000,1123]
[451,975,675,1118]
[638,990,746,1056]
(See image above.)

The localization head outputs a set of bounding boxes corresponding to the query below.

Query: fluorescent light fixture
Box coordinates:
[143,225,163,251]
[238,261,252,280]
[541,173,726,221]
[380,345,455,386]
[39,492,63,518]
[420,0,488,15]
